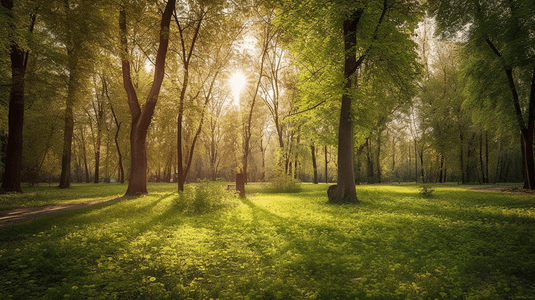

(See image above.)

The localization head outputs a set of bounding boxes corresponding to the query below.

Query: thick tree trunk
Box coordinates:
[126,128,148,194]
[328,10,366,204]
[121,0,175,195]
[311,144,318,184]
[1,37,25,193]
[1,0,32,193]
[59,103,74,188]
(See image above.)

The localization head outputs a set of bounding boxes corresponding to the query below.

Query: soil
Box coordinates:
[471,186,535,195]
[0,197,122,228]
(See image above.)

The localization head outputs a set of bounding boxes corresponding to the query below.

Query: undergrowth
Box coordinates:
[267,171,302,193]
[173,180,239,215]
[1,183,534,299]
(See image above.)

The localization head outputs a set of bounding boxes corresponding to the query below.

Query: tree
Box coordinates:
[120,0,175,195]
[279,0,422,203]
[1,0,37,193]
[430,0,535,189]
[171,1,242,191]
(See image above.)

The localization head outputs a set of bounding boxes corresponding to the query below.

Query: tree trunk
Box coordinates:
[103,76,124,183]
[59,101,75,188]
[324,145,328,183]
[311,143,318,184]
[328,11,364,204]
[479,131,486,184]
[366,138,374,183]
[177,112,185,191]
[1,29,25,193]
[1,0,36,193]
[376,133,382,183]
[120,0,175,195]
[485,131,489,183]
[414,139,418,183]
[439,154,444,183]
[460,132,465,184]
[391,136,395,172]
[485,38,535,189]
[419,147,424,183]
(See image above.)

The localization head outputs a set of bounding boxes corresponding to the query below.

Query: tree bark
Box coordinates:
[1,0,34,193]
[324,145,328,183]
[419,147,424,183]
[311,143,318,184]
[366,138,374,183]
[59,0,79,189]
[485,131,489,183]
[328,9,364,204]
[174,12,203,191]
[104,77,124,183]
[460,132,465,184]
[479,131,486,183]
[484,37,535,189]
[93,98,103,184]
[376,133,382,183]
[414,139,418,183]
[439,154,444,183]
[120,0,176,195]
[1,33,25,193]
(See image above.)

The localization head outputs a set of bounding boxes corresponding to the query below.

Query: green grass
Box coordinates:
[1,183,534,299]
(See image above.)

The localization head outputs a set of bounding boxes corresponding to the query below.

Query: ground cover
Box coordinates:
[0,183,534,299]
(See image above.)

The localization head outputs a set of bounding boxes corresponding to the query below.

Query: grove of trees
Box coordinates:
[1,0,534,196]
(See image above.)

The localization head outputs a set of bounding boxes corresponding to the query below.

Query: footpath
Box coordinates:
[0,198,120,228]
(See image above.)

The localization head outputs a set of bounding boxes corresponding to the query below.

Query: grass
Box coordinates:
[1,182,534,299]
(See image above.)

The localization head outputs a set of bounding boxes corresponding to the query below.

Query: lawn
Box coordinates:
[1,182,534,299]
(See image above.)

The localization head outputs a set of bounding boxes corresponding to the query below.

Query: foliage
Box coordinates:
[173,180,239,215]
[1,183,535,299]
[267,169,302,193]
[418,185,435,198]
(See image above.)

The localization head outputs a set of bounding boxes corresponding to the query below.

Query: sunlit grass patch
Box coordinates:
[1,183,534,299]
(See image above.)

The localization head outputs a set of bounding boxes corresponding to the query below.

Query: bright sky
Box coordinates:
[229,71,247,107]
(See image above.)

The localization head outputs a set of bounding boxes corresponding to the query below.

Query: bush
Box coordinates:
[174,180,238,215]
[418,185,435,198]
[267,171,302,193]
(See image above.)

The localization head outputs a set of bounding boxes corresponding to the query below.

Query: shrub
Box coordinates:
[267,171,302,193]
[174,180,238,215]
[418,185,435,198]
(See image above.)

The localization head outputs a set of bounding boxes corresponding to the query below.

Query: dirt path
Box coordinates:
[0,197,122,228]
[471,186,535,195]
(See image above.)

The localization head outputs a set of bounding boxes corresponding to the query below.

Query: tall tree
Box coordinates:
[279,0,422,203]
[119,0,175,195]
[1,0,37,193]
[430,0,535,189]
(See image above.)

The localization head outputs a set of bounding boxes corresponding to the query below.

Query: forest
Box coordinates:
[1,0,534,198]
[2,1,535,299]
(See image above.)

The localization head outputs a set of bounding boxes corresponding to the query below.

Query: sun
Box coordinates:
[229,71,247,106]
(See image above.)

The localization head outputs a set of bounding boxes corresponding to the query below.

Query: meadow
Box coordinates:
[0,182,534,299]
